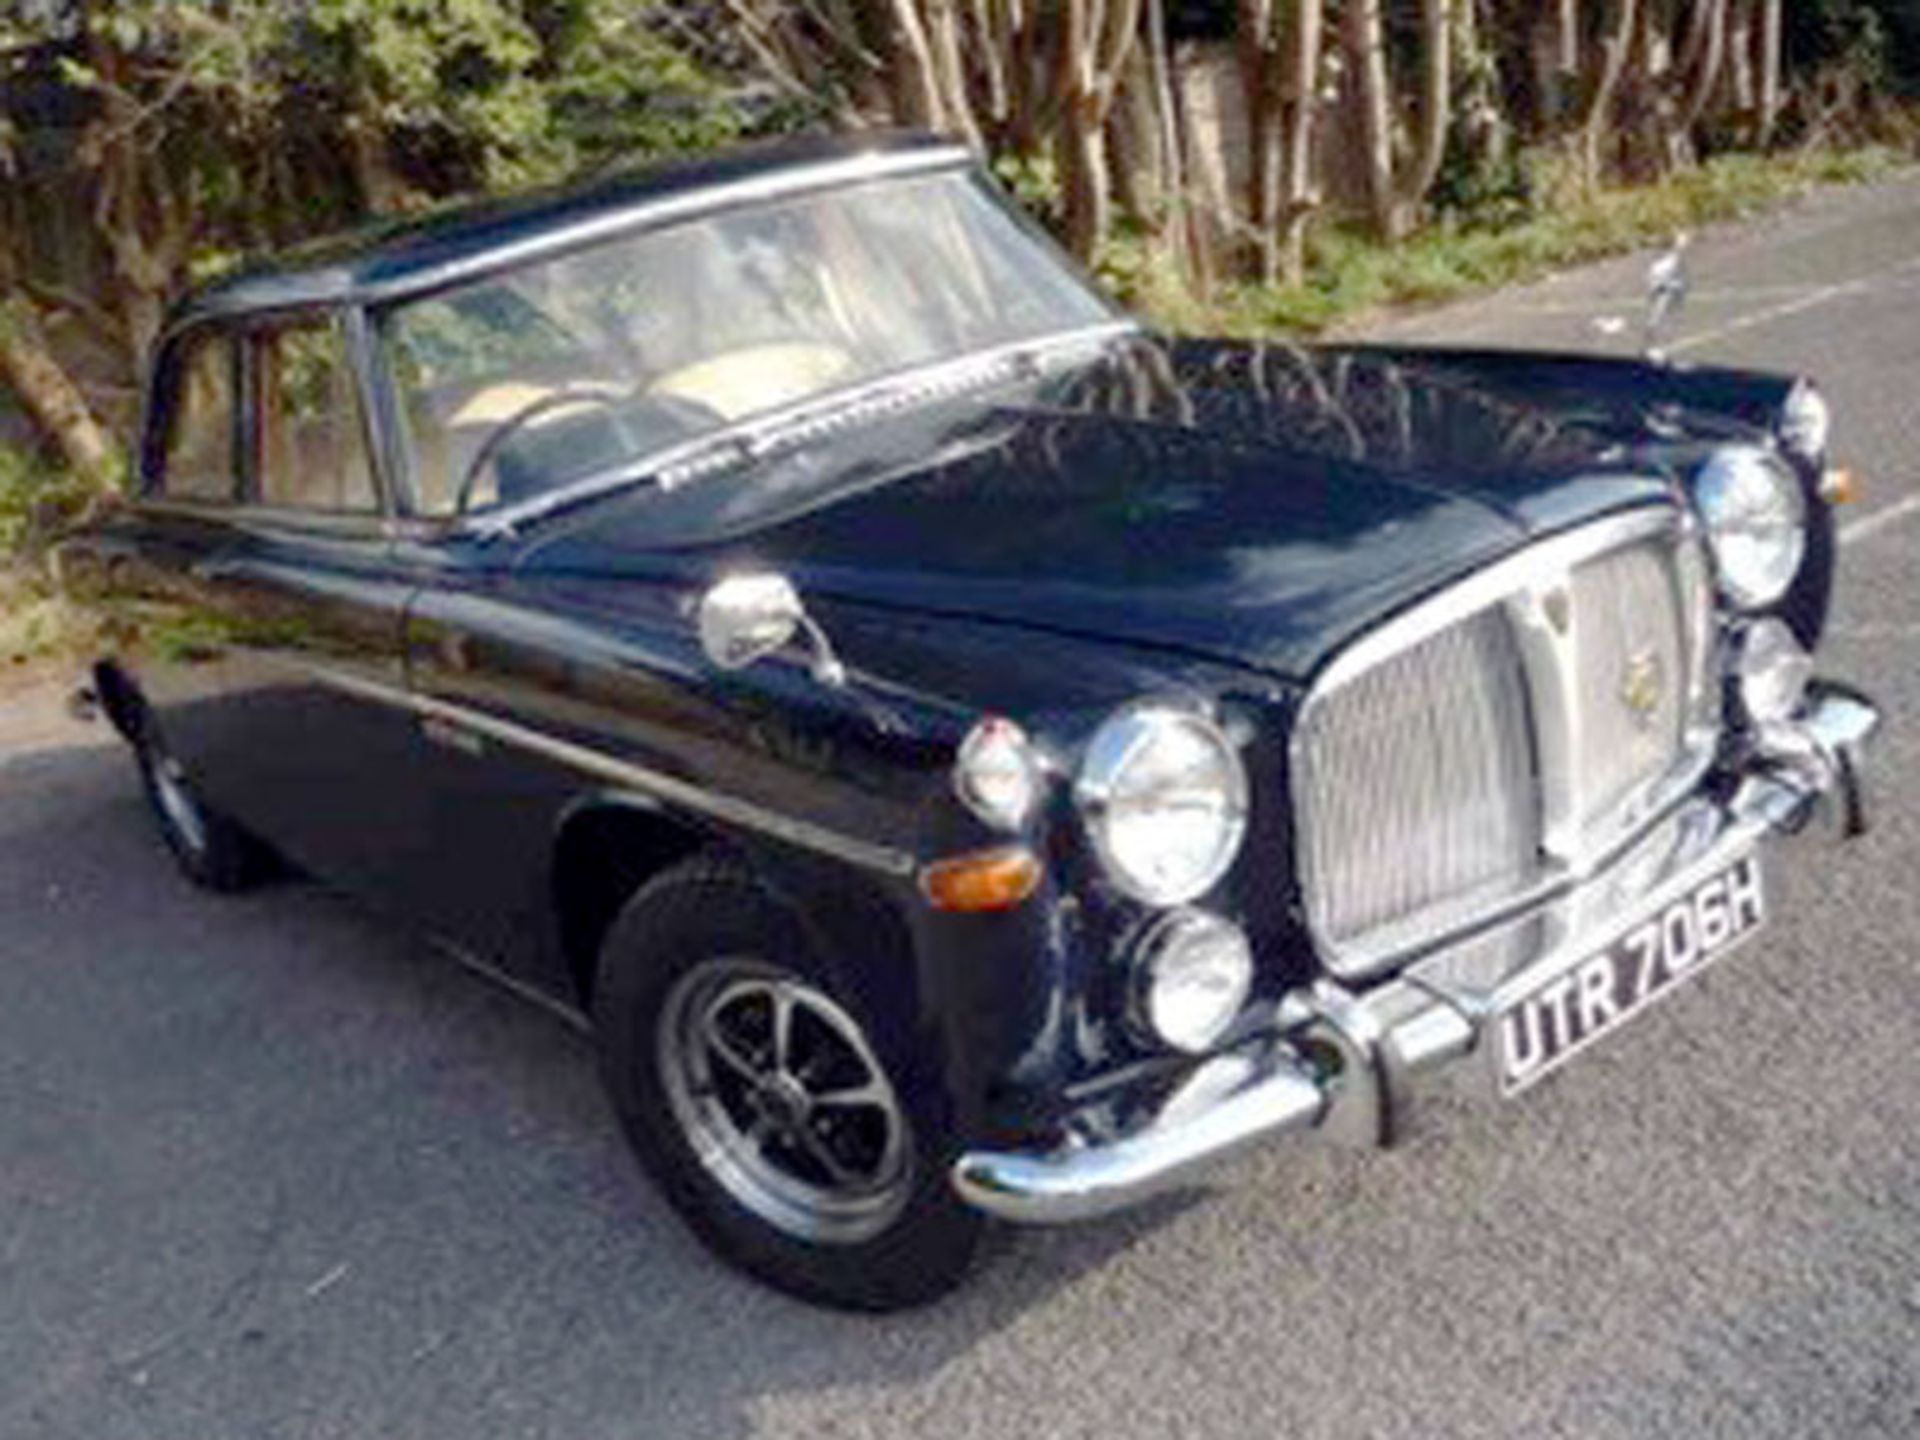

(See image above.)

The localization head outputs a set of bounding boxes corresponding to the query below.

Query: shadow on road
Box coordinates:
[0,737,1195,1440]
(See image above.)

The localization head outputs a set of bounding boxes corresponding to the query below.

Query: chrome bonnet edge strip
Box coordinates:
[1309,504,1678,696]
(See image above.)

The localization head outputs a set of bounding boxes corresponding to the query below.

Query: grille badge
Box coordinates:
[1620,648,1666,728]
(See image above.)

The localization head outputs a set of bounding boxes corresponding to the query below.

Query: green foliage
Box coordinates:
[0,445,94,559]
[1,0,750,248]
[992,152,1061,214]
[1430,37,1536,230]
[288,0,742,191]
[1789,1,1898,88]
[0,445,102,666]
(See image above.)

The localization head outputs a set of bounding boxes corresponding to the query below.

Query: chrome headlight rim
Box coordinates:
[1129,909,1255,1054]
[1730,616,1813,727]
[1779,379,1831,463]
[1075,704,1250,908]
[1691,445,1808,611]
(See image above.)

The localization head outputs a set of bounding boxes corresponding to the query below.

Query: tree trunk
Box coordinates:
[1577,0,1641,190]
[1341,0,1397,241]
[1556,0,1581,74]
[885,0,949,128]
[1394,0,1454,227]
[1143,0,1204,287]
[1058,112,1111,258]
[1342,0,1447,243]
[1054,0,1145,259]
[925,0,985,146]
[0,295,121,489]
[1723,0,1754,119]
[1677,0,1727,128]
[1238,0,1281,279]
[1752,0,1781,146]
[1276,0,1324,284]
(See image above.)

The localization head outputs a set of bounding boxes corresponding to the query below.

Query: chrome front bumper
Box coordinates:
[952,683,1879,1224]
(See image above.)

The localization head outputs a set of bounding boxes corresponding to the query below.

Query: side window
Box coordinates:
[160,334,237,502]
[252,319,378,513]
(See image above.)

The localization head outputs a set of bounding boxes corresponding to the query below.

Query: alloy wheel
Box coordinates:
[656,959,913,1244]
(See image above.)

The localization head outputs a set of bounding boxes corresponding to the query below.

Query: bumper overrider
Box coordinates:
[952,681,1879,1224]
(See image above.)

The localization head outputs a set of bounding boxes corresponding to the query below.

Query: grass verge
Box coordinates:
[1132,145,1913,337]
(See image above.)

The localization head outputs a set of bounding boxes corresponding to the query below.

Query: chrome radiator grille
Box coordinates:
[1293,509,1715,977]
[1294,608,1537,946]
[1568,540,1690,830]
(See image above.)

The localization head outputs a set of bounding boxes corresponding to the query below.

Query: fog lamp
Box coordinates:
[1779,380,1831,463]
[1734,618,1813,726]
[1133,911,1254,1054]
[955,716,1042,831]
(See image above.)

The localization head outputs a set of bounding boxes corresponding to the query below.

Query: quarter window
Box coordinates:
[252,319,377,513]
[160,334,237,502]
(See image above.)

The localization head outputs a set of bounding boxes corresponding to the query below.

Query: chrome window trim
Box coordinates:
[1292,501,1721,981]
[357,145,980,310]
[157,145,984,343]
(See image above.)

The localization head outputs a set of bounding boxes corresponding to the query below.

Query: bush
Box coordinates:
[0,446,95,560]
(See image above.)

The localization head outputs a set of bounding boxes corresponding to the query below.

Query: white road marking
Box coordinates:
[1668,280,1870,354]
[1670,253,1920,355]
[305,1263,351,1298]
[1826,621,1920,639]
[1839,492,1920,548]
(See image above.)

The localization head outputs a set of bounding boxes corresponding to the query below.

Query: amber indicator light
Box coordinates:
[921,846,1044,912]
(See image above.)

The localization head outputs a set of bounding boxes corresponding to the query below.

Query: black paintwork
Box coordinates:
[66,142,1832,1151]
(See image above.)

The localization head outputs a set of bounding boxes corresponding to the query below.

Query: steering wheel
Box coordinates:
[648,342,857,421]
[454,388,626,516]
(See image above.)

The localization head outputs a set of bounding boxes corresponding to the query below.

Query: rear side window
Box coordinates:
[160,334,237,502]
[252,319,377,513]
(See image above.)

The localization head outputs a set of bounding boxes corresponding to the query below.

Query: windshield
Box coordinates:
[379,169,1115,518]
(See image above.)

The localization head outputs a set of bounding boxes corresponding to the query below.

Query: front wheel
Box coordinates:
[594,856,982,1309]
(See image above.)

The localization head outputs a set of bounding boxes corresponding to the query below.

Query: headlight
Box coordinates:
[1132,911,1254,1053]
[1733,618,1812,726]
[1076,706,1248,906]
[1692,447,1807,609]
[1779,380,1830,462]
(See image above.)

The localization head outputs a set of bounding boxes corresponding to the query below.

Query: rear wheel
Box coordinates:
[134,723,272,892]
[594,856,982,1309]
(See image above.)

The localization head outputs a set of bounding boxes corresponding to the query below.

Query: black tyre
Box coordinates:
[134,722,272,893]
[594,855,983,1310]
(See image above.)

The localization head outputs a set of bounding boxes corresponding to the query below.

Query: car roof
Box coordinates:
[167,132,972,336]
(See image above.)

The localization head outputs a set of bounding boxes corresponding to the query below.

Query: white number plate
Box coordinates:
[1495,853,1766,1096]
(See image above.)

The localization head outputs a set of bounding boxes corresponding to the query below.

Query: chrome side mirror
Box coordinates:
[697,573,846,686]
[1644,233,1689,363]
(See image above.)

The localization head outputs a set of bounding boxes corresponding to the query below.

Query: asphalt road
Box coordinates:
[4,172,1919,1440]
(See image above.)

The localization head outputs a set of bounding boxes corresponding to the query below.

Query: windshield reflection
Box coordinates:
[379,171,1113,519]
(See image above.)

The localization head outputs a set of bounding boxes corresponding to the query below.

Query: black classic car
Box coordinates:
[60,132,1879,1309]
